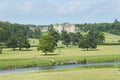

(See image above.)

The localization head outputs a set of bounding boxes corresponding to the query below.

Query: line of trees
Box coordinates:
[0,21,41,43]
[6,34,30,50]
[76,19,120,35]
[38,30,105,55]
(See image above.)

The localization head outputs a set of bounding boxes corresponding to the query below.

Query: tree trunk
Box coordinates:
[13,47,15,51]
[19,47,22,51]
[45,52,47,55]
[87,48,88,51]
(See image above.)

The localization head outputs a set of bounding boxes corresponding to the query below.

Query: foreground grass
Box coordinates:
[0,68,120,80]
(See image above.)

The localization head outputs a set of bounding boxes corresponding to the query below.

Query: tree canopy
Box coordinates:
[6,34,30,50]
[38,35,57,55]
[79,30,105,50]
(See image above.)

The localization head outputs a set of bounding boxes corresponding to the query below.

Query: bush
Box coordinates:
[99,43,120,45]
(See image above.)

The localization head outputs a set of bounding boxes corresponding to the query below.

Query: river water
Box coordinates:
[0,62,120,75]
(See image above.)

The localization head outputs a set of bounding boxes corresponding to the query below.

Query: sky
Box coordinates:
[0,0,120,25]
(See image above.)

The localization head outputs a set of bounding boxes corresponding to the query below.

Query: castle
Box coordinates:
[29,23,79,33]
[53,23,77,33]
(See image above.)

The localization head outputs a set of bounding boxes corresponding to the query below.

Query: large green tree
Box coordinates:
[38,35,57,55]
[48,28,60,43]
[79,30,105,50]
[6,34,30,50]
[70,32,83,45]
[61,31,70,47]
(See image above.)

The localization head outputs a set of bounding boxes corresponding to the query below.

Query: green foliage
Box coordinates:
[6,35,17,50]
[0,47,2,54]
[6,34,30,50]
[79,30,105,50]
[61,31,71,47]
[69,32,83,45]
[0,27,10,42]
[48,27,60,43]
[38,35,57,55]
[76,19,120,35]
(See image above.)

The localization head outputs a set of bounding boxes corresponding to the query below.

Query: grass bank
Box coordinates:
[0,59,53,70]
[0,68,120,80]
[0,54,120,70]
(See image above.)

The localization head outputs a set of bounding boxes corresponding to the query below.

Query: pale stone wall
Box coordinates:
[53,23,76,33]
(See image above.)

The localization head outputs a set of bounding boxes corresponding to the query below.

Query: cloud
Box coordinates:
[57,0,90,14]
[90,0,120,16]
[0,2,9,11]
[17,1,33,14]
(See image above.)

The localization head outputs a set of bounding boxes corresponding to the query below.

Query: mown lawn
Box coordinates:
[0,68,120,80]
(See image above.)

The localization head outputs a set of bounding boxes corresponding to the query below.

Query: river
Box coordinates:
[0,62,120,75]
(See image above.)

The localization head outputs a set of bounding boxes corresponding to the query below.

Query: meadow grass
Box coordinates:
[0,68,120,80]
[1,45,120,59]
[104,32,120,43]
[0,45,120,69]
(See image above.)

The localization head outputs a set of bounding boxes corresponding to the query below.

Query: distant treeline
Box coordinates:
[0,19,120,43]
[0,21,42,42]
[76,19,120,35]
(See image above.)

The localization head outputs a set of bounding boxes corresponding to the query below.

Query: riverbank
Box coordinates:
[0,61,120,75]
[0,67,120,80]
[0,45,120,70]
[0,55,120,70]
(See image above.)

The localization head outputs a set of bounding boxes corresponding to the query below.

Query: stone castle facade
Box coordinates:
[53,23,76,33]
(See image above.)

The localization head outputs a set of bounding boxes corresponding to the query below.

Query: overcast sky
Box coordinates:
[0,0,120,25]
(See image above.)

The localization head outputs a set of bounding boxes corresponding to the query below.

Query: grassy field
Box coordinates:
[0,68,120,80]
[28,32,120,47]
[0,33,120,80]
[0,32,120,69]
[0,45,120,69]
[104,32,120,43]
[1,45,120,59]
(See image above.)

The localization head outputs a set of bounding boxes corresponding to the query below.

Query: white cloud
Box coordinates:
[57,0,90,14]
[0,3,9,11]
[17,1,33,14]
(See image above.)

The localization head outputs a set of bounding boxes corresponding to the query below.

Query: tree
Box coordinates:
[0,28,10,42]
[88,30,105,44]
[0,47,2,54]
[61,31,70,47]
[48,28,60,43]
[6,35,17,50]
[24,40,30,49]
[16,34,27,50]
[69,32,83,45]
[6,34,30,50]
[38,35,57,55]
[79,35,97,50]
[79,30,105,50]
